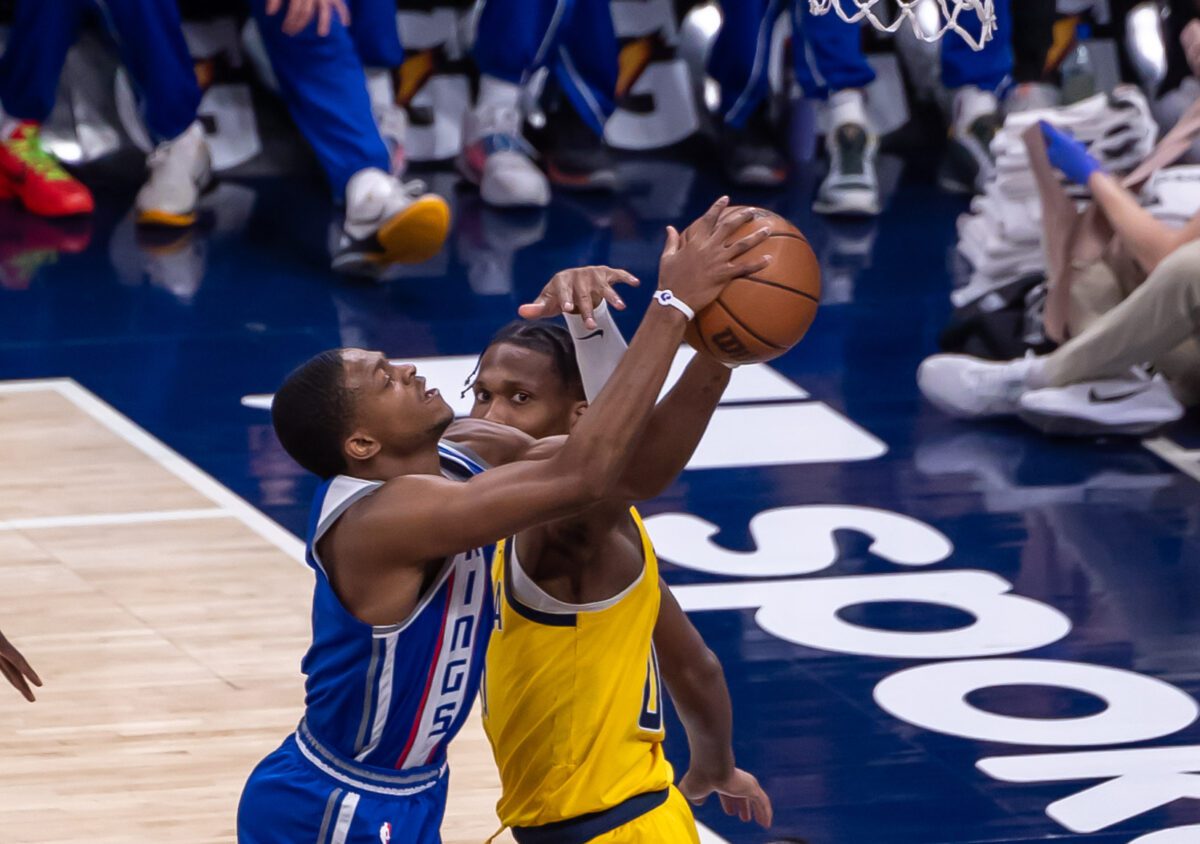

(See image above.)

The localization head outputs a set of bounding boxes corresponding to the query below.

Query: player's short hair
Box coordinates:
[480,321,585,400]
[272,350,351,479]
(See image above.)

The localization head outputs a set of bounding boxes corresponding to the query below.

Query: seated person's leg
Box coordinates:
[543,0,618,190]
[1040,240,1200,390]
[708,0,788,187]
[249,0,450,269]
[465,0,560,207]
[0,0,93,216]
[102,0,211,227]
[465,0,615,207]
[918,240,1200,435]
[346,0,407,175]
[939,0,1011,193]
[797,3,880,216]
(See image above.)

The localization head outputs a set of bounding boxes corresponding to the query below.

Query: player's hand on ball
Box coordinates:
[0,628,41,703]
[267,0,350,36]
[658,196,772,313]
[680,765,773,828]
[518,266,640,329]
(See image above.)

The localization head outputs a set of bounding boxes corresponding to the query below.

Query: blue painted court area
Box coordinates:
[3,161,1200,843]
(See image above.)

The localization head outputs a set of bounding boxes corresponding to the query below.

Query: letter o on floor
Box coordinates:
[874,659,1198,746]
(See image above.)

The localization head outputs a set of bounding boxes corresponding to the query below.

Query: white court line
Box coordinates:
[0,508,230,532]
[1144,436,1200,484]
[0,379,305,563]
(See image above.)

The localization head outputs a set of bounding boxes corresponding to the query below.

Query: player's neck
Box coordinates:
[353,443,442,482]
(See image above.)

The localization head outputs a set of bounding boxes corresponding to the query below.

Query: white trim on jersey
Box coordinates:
[354,631,398,761]
[310,476,383,577]
[509,533,645,614]
[293,735,446,797]
[397,549,488,770]
[329,791,360,844]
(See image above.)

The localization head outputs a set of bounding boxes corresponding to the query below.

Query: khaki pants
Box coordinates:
[1042,238,1200,405]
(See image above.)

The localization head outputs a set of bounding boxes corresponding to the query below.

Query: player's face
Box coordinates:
[468,343,585,440]
[340,349,454,452]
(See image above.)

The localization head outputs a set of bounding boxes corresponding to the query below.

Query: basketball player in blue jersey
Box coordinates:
[236,197,772,843]
[467,285,772,839]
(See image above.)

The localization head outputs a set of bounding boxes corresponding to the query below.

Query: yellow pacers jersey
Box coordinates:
[482,509,674,828]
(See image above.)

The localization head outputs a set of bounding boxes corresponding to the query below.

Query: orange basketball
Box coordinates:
[684,207,820,365]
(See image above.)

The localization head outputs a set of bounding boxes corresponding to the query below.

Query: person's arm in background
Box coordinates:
[1040,123,1200,274]
[0,628,41,702]
[655,584,772,828]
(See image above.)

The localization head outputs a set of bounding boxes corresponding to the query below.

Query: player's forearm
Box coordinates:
[554,304,688,500]
[1089,171,1187,273]
[664,646,736,775]
[565,301,628,403]
[616,354,730,501]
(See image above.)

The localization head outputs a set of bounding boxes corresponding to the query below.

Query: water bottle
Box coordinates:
[1060,24,1097,105]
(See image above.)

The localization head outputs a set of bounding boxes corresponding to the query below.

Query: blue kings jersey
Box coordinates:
[298,441,491,774]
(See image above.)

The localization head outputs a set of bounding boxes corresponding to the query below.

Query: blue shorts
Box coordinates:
[238,731,448,844]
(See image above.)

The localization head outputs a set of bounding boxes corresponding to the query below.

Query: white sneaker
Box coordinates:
[813,122,881,216]
[1018,371,1185,436]
[458,104,550,208]
[940,87,1000,194]
[136,121,212,227]
[917,353,1041,419]
[333,168,450,273]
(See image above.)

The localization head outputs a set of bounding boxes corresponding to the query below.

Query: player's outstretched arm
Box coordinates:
[0,628,41,703]
[347,199,766,564]
[656,585,772,828]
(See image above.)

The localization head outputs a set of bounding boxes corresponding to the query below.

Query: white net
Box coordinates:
[809,0,996,51]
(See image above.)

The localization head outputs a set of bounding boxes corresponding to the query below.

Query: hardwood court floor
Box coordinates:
[0,380,509,843]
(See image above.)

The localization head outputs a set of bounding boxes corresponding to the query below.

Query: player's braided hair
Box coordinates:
[463,321,585,400]
[272,349,351,479]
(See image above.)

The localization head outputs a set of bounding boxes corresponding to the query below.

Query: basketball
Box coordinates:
[684,207,821,365]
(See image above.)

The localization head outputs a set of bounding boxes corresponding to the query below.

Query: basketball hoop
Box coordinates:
[809,0,996,51]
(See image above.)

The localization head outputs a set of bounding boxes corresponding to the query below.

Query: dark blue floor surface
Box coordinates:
[2,156,1199,844]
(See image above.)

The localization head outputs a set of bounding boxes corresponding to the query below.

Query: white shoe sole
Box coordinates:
[813,191,881,216]
[1017,406,1182,437]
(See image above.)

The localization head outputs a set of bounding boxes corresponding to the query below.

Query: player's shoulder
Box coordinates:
[443,418,537,467]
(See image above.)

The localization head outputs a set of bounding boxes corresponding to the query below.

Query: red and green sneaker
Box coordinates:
[0,121,94,217]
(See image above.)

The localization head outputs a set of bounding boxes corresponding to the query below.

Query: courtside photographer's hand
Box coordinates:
[657,196,771,315]
[518,266,641,330]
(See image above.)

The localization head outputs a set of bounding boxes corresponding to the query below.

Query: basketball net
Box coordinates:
[808,0,996,51]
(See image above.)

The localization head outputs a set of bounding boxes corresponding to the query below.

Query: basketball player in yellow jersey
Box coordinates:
[468,245,773,840]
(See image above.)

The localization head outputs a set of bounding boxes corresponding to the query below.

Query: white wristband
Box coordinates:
[653,289,695,321]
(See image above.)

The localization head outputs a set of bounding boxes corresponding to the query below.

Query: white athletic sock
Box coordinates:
[954,86,999,135]
[564,300,628,402]
[477,75,523,112]
[1024,355,1050,389]
[827,88,869,132]
[364,67,395,109]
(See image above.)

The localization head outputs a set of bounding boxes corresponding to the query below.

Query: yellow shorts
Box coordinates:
[587,786,700,844]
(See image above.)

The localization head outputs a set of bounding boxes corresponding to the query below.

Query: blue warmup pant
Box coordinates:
[249,0,390,197]
[941,0,1012,90]
[473,0,618,135]
[709,0,1012,127]
[0,0,199,141]
[238,734,448,844]
[347,0,405,69]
